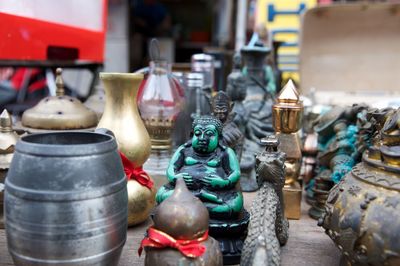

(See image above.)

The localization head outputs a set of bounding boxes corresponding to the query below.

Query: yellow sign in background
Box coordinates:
[256,0,317,84]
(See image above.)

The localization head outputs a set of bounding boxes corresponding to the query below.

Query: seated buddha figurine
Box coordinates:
[156,115,244,220]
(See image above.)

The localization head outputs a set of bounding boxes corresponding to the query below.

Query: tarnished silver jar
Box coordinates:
[5,130,128,266]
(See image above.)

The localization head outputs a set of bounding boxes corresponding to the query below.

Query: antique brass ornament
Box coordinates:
[21,68,98,130]
[0,109,19,229]
[272,80,303,219]
[97,72,155,226]
[320,108,400,265]
[142,178,223,265]
[241,135,289,266]
[142,118,174,150]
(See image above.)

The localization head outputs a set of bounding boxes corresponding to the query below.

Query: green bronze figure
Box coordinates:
[156,115,243,219]
[308,104,369,219]
[157,115,249,264]
[238,42,277,192]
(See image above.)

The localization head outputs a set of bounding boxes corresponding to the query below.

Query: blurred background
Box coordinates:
[0,0,399,114]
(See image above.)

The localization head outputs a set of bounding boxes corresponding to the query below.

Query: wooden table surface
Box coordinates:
[0,190,340,266]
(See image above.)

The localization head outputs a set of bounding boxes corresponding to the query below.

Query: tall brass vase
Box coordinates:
[97,73,155,226]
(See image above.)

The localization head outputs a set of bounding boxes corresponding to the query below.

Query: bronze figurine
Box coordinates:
[211,91,244,160]
[241,135,289,266]
[239,43,276,192]
[307,104,368,219]
[226,53,247,135]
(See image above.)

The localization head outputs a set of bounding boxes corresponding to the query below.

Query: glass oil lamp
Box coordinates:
[138,60,184,175]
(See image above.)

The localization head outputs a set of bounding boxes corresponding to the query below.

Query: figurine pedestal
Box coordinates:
[209,210,250,265]
[283,182,302,220]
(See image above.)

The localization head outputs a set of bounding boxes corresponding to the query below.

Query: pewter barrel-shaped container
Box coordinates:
[5,131,128,266]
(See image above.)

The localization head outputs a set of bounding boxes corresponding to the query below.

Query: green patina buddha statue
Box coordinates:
[156,115,243,219]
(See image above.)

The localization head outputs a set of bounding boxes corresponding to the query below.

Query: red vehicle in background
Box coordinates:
[0,0,107,111]
[0,0,107,63]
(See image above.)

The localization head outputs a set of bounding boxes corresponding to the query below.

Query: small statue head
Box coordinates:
[211,91,232,124]
[233,52,242,69]
[192,115,223,154]
[256,135,286,187]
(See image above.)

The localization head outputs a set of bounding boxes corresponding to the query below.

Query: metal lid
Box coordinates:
[21,68,98,130]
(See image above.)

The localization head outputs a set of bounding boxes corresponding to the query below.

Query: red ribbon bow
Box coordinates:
[118,151,153,190]
[138,227,208,258]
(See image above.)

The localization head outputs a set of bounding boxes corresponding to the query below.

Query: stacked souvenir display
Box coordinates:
[2,25,400,266]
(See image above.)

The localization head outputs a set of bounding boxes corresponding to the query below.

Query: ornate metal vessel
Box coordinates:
[0,110,19,229]
[141,178,223,266]
[97,72,155,226]
[5,130,128,265]
[21,68,98,130]
[320,109,400,265]
[272,80,303,219]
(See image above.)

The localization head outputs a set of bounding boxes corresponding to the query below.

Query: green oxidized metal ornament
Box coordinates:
[157,115,249,264]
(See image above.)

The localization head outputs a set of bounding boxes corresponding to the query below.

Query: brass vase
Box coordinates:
[97,73,155,226]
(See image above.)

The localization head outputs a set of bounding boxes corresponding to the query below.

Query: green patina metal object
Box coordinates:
[307,105,393,220]
[308,105,365,219]
[157,115,249,264]
[157,115,243,219]
[238,44,277,192]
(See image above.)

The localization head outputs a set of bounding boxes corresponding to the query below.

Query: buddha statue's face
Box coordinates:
[192,124,219,154]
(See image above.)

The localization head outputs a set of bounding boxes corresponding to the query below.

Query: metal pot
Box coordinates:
[5,130,128,266]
